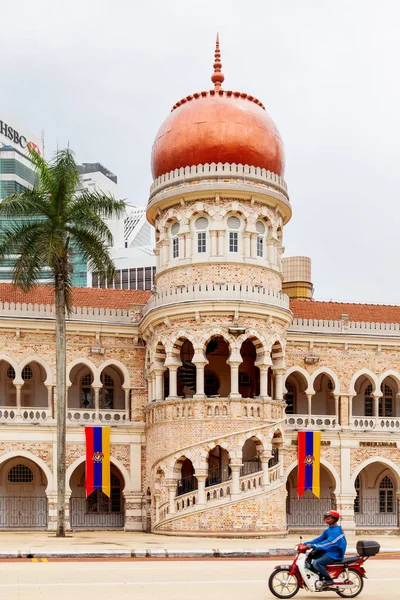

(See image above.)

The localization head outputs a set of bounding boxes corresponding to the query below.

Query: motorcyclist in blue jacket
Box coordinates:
[304,510,347,589]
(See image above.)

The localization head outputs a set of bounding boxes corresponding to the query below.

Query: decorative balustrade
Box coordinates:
[176,490,198,512]
[142,283,289,317]
[149,162,289,200]
[0,301,131,324]
[351,417,400,431]
[269,464,281,483]
[0,407,129,426]
[240,471,263,493]
[146,397,284,426]
[157,462,283,526]
[285,414,337,429]
[290,318,400,338]
[67,409,128,425]
[0,408,51,423]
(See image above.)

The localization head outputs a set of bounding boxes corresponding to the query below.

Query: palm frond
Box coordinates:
[67,206,114,245]
[0,190,51,219]
[27,145,57,198]
[51,149,81,213]
[67,226,116,280]
[71,190,126,220]
[0,221,49,259]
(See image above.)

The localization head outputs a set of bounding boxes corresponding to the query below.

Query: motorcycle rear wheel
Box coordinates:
[268,567,300,598]
[335,568,364,598]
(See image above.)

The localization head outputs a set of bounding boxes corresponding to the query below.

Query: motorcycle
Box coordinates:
[268,540,380,598]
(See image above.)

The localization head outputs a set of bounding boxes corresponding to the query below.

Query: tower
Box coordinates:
[141,37,293,534]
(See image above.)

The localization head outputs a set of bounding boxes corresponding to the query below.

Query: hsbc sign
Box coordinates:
[0,119,41,155]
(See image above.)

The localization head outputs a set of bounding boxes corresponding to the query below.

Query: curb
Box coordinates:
[0,547,296,559]
[0,546,398,559]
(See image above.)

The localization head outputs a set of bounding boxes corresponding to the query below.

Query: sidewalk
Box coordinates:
[0,531,398,558]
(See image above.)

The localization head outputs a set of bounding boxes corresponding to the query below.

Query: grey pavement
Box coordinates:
[0,530,399,558]
[0,559,397,600]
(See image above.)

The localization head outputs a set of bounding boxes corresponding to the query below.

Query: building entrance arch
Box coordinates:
[0,455,48,529]
[286,464,337,529]
[69,462,125,529]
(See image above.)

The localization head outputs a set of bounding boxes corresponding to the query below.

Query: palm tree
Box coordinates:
[0,147,126,536]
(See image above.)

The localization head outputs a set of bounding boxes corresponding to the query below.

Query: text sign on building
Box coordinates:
[0,117,42,155]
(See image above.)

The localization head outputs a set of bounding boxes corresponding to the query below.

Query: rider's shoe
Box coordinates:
[319,579,335,589]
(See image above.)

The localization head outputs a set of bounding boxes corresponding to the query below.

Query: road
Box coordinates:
[0,558,398,599]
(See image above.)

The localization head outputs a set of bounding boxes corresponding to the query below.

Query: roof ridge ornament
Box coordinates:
[211,33,224,90]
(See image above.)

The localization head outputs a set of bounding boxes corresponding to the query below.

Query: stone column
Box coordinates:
[348,395,353,426]
[230,463,242,498]
[154,369,166,402]
[167,481,176,514]
[339,395,350,427]
[146,375,153,403]
[334,395,339,425]
[217,230,225,255]
[259,367,269,399]
[184,233,192,258]
[164,356,182,400]
[250,233,257,258]
[260,454,272,490]
[168,367,178,398]
[373,394,380,419]
[210,230,218,256]
[192,353,208,399]
[162,240,169,265]
[154,491,160,524]
[124,492,145,531]
[267,238,275,264]
[47,385,54,418]
[272,368,285,401]
[195,472,208,506]
[46,493,58,531]
[124,388,130,420]
[335,494,357,533]
[93,387,100,418]
[307,393,312,424]
[243,232,251,258]
[228,351,242,399]
[15,384,22,415]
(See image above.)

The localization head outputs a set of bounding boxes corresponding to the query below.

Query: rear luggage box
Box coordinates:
[356,540,380,556]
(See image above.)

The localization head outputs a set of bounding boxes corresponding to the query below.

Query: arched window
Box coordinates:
[81,373,93,409]
[354,475,360,513]
[256,220,265,258]
[379,475,394,513]
[8,464,33,483]
[285,381,295,415]
[22,365,33,380]
[171,222,180,259]
[100,373,114,409]
[7,366,15,380]
[364,384,373,417]
[227,216,241,253]
[380,384,393,417]
[195,216,208,254]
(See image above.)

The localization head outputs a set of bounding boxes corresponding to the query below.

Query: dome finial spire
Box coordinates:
[211,32,224,90]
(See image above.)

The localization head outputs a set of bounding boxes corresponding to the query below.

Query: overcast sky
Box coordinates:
[1,0,399,304]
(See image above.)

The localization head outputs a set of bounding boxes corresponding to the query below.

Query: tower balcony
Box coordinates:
[142,282,290,318]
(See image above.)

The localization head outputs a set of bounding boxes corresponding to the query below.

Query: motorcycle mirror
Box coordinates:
[299,535,303,540]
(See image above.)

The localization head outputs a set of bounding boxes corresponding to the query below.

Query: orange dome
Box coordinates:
[151,36,285,179]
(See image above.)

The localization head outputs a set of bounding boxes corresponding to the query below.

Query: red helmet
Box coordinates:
[324,510,340,521]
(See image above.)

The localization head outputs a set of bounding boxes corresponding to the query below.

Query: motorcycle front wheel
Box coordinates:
[268,567,300,598]
[335,568,364,598]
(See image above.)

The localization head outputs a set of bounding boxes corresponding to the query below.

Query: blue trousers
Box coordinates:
[312,553,334,581]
